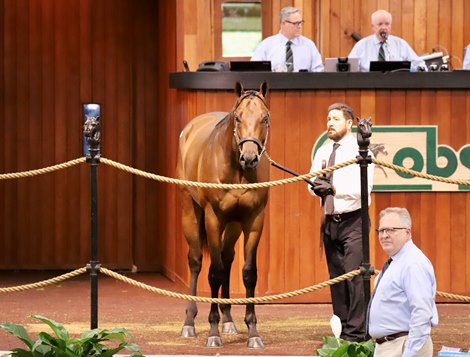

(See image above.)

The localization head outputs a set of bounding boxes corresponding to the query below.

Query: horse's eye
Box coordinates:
[234,115,241,123]
[263,116,270,125]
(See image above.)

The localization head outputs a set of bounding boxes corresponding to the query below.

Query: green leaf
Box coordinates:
[31,315,70,341]
[0,322,34,349]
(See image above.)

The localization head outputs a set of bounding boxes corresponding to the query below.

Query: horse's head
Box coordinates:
[83,115,101,147]
[232,81,270,170]
[356,116,372,147]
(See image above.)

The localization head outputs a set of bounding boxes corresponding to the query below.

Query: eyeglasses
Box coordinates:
[376,227,408,236]
[285,20,305,27]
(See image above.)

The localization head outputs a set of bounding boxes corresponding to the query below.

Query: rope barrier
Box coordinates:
[99,157,357,189]
[0,156,469,303]
[1,156,469,188]
[1,267,468,303]
[0,268,87,293]
[0,157,86,180]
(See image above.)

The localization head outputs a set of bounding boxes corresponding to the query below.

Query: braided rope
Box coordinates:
[100,157,357,189]
[1,267,469,303]
[0,157,86,180]
[373,158,470,186]
[100,267,361,304]
[0,268,87,293]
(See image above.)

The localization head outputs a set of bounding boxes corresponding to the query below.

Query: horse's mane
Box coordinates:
[215,113,231,129]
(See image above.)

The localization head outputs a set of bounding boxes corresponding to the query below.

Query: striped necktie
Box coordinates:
[286,41,293,72]
[378,41,386,61]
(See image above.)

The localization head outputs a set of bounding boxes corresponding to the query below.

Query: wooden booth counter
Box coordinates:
[169,71,470,303]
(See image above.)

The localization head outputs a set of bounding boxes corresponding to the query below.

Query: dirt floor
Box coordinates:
[1,271,469,356]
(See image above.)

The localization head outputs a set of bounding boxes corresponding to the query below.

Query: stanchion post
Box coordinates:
[356,117,375,325]
[83,103,101,330]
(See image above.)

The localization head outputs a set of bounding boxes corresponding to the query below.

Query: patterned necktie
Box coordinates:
[286,41,293,72]
[378,41,386,61]
[324,143,340,215]
[375,257,393,288]
[366,257,393,334]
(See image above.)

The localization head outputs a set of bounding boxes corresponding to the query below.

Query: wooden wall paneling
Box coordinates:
[438,1,452,61]
[40,0,59,267]
[418,91,437,263]
[268,91,288,293]
[0,0,5,265]
[451,0,464,61]
[15,0,30,266]
[449,90,468,293]
[132,0,150,271]
[78,0,92,267]
[52,0,69,267]
[433,91,452,293]
[27,0,40,265]
[328,0,342,58]
[298,90,317,292]
[161,0,178,277]
[425,0,439,53]
[283,91,302,293]
[339,0,355,56]
[63,0,83,266]
[413,0,426,53]
[116,0,135,267]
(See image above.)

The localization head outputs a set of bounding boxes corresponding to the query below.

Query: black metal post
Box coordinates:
[355,118,375,324]
[83,104,101,330]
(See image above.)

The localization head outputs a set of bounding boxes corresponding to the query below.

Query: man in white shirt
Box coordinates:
[464,44,470,69]
[251,7,324,72]
[348,9,425,72]
[308,103,374,342]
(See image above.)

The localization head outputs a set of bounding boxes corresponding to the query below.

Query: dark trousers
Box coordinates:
[324,211,366,342]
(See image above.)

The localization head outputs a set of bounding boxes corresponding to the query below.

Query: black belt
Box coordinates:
[326,209,361,223]
[375,331,408,344]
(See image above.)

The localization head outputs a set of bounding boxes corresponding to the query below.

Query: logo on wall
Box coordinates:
[312,126,470,192]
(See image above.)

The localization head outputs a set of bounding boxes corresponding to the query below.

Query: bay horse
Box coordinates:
[176,81,270,348]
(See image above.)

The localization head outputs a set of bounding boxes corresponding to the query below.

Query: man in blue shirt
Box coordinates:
[251,6,323,72]
[348,10,425,72]
[369,207,438,357]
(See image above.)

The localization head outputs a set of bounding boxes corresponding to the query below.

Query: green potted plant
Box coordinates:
[0,314,144,357]
[316,315,375,357]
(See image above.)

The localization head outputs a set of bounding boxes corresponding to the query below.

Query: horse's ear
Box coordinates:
[235,82,244,97]
[259,81,268,97]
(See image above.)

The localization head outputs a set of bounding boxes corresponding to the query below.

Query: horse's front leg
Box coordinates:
[219,222,242,334]
[205,211,225,347]
[242,212,265,348]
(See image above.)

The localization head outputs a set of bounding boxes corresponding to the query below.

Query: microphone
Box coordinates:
[351,32,362,42]
[380,31,387,41]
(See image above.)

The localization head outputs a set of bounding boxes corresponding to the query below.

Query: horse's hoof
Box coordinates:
[206,336,223,347]
[247,336,265,348]
[180,325,196,338]
[222,321,238,334]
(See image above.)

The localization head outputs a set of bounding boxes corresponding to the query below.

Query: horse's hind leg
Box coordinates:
[180,195,204,338]
[219,222,241,334]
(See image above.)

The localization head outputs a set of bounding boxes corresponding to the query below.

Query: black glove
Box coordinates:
[312,175,334,198]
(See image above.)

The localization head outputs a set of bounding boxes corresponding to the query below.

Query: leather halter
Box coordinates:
[232,91,270,156]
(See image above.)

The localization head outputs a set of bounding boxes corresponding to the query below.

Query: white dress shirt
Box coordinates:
[308,133,374,213]
[368,240,438,357]
[348,34,425,72]
[251,33,324,72]
[464,44,470,69]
